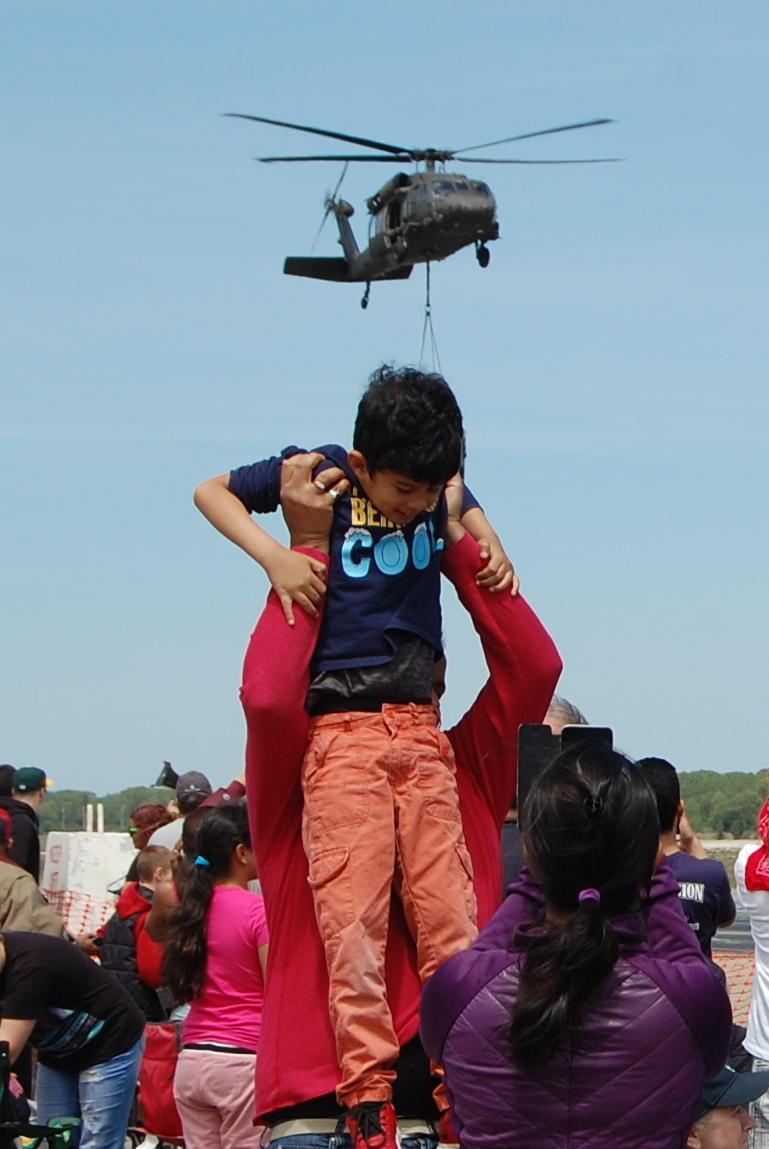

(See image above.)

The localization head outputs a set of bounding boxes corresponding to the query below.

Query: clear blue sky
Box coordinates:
[3,2,767,793]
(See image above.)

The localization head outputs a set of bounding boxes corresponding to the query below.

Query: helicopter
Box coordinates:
[227,113,618,307]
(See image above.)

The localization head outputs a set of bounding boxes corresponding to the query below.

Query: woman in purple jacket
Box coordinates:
[421,743,732,1149]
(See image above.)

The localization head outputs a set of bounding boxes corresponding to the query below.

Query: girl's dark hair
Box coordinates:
[172,805,212,896]
[511,743,659,1070]
[162,805,251,1003]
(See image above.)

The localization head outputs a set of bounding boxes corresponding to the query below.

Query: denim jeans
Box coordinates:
[269,1136,437,1149]
[36,1036,144,1149]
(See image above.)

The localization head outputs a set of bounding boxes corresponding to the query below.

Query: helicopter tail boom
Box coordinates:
[283,256,351,281]
[283,256,413,283]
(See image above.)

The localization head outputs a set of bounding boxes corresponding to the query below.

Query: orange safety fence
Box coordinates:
[41,887,116,937]
[714,949,755,1027]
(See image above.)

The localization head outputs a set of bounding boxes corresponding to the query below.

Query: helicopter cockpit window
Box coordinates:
[431,180,456,197]
[472,181,492,199]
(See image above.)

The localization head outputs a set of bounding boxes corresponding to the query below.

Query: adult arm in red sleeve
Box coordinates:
[240,548,328,864]
[444,533,563,828]
[239,455,340,851]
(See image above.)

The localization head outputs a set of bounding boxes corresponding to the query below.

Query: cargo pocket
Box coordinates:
[424,797,464,825]
[454,842,478,927]
[307,846,355,943]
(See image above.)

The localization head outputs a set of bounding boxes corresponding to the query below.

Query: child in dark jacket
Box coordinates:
[100,846,174,1021]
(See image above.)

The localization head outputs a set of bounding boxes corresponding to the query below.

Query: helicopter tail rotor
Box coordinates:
[311,162,349,251]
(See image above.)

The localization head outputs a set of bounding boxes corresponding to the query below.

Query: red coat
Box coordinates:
[241,533,562,1119]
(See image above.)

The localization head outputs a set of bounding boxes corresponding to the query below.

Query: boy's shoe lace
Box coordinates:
[345,1100,401,1149]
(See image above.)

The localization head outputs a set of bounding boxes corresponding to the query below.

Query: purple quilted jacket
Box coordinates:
[421,864,731,1149]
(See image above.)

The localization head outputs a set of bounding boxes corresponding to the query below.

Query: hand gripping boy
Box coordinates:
[195,365,516,1149]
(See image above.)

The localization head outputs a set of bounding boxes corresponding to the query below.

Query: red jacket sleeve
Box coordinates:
[444,534,563,825]
[240,548,328,862]
[135,911,166,989]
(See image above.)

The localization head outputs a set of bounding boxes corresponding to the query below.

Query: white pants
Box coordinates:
[749,1057,769,1149]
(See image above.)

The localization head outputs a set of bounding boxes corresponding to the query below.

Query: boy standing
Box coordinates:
[99,845,175,1021]
[196,366,513,1149]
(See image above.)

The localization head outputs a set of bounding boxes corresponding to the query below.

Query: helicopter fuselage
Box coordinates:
[366,169,499,269]
[284,170,499,284]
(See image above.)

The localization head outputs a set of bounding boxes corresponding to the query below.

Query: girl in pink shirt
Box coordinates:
[164,805,269,1149]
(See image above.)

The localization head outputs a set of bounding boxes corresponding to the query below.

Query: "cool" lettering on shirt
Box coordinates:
[341,521,444,579]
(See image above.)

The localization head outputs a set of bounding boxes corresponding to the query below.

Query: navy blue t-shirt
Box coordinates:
[666,851,736,958]
[228,444,478,676]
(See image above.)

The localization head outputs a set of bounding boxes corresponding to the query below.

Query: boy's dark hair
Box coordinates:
[352,364,464,483]
[0,766,15,798]
[636,757,680,834]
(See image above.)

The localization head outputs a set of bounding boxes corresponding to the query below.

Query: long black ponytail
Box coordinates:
[163,804,251,1003]
[510,743,659,1069]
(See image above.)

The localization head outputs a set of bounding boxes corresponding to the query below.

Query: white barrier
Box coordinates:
[41,831,136,935]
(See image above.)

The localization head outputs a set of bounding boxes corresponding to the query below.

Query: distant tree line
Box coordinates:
[680,770,767,840]
[38,771,768,840]
[40,787,171,834]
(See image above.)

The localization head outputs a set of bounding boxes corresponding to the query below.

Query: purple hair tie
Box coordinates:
[578,888,601,904]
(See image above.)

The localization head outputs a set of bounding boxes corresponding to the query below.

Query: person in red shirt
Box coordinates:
[241,455,562,1149]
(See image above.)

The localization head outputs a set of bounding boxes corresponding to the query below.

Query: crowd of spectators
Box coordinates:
[1,741,763,1149]
[0,422,765,1149]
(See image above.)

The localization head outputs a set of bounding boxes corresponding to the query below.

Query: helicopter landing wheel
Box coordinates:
[361,282,371,309]
[476,243,491,269]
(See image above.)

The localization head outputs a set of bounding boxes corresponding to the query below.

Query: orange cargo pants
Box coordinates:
[301,703,478,1109]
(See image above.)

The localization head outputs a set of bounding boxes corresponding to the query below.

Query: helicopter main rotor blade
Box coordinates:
[461,156,622,164]
[455,118,614,155]
[256,154,414,164]
[225,113,414,157]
